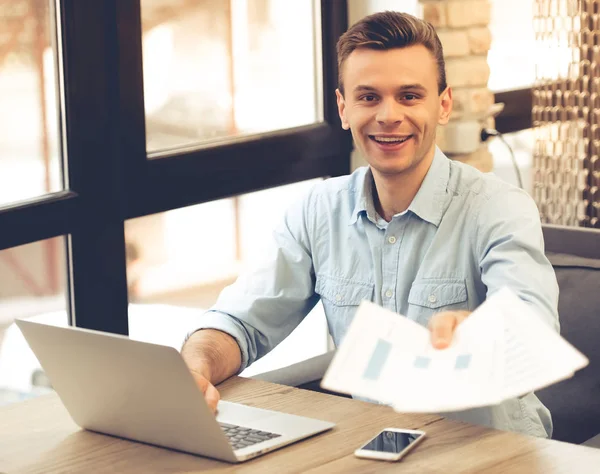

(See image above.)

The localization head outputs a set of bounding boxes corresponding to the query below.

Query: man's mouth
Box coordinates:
[369,135,412,144]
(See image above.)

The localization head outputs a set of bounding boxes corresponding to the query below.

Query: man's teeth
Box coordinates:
[373,136,410,143]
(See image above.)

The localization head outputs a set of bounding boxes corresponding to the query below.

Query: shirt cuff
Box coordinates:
[185,310,251,373]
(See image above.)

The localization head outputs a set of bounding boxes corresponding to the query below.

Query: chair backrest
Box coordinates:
[536,224,600,444]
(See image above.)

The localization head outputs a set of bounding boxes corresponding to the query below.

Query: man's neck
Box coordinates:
[372,149,436,222]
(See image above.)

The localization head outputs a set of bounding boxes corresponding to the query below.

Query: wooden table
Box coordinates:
[2,377,600,473]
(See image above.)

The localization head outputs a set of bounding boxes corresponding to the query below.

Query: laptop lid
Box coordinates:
[15,319,237,462]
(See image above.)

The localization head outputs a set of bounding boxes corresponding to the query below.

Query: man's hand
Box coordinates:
[181,329,242,414]
[428,310,471,349]
[187,366,220,414]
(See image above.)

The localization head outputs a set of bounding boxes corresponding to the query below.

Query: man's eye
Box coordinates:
[403,94,418,101]
[360,95,377,102]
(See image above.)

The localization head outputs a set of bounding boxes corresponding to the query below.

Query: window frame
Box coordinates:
[0,0,350,335]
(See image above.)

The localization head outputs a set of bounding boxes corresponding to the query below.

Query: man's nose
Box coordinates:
[376,99,405,125]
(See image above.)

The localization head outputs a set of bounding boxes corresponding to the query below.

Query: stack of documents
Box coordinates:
[321,288,589,413]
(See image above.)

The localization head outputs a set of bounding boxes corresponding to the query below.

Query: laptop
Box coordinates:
[15,319,335,463]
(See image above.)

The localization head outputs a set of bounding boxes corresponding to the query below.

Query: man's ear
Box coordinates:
[438,86,453,126]
[336,89,350,130]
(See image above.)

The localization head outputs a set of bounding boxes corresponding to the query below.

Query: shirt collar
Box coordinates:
[349,147,450,227]
[349,168,376,226]
[407,147,450,227]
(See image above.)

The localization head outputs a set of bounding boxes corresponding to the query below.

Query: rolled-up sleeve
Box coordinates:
[189,189,319,372]
[476,188,560,331]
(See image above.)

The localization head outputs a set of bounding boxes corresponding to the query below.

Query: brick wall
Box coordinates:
[421,0,494,172]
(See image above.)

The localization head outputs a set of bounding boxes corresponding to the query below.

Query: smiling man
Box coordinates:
[182,12,559,438]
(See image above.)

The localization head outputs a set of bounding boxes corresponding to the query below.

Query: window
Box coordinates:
[126,180,319,301]
[0,0,349,394]
[125,180,329,373]
[0,1,62,206]
[0,237,67,404]
[488,0,536,92]
[141,0,322,152]
[490,0,580,133]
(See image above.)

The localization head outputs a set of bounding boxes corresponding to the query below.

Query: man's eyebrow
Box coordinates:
[353,85,378,93]
[352,84,428,93]
[395,84,428,94]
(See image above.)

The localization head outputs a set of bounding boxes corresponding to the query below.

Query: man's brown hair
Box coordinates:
[336,11,447,95]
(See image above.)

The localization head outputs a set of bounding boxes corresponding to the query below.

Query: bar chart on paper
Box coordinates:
[323,291,589,414]
[362,339,392,381]
[409,353,475,371]
[361,337,476,381]
[410,353,474,372]
[455,354,472,369]
[413,356,430,369]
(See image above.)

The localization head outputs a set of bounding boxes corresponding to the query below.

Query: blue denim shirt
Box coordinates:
[195,147,559,438]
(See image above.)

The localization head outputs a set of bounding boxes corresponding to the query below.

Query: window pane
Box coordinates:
[0,2,63,205]
[0,237,67,405]
[141,0,321,154]
[125,180,329,375]
[488,0,535,91]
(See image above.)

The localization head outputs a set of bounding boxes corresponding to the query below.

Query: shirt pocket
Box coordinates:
[315,274,374,346]
[407,278,468,326]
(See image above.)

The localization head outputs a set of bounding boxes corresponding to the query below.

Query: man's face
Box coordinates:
[336,45,452,178]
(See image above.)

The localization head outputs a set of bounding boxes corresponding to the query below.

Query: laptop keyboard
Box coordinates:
[219,422,281,450]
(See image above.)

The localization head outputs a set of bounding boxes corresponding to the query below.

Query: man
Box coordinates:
[181,11,559,438]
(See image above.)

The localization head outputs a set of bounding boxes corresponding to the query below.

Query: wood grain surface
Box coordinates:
[1,377,599,473]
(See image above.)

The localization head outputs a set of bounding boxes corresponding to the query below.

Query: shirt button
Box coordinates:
[428,294,437,304]
[388,236,397,244]
[335,294,342,302]
[385,290,393,298]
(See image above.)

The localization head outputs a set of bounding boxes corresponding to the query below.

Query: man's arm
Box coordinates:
[181,329,242,412]
[182,186,320,408]
[427,186,559,348]
[476,187,559,329]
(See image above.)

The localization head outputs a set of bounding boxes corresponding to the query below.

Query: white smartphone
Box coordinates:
[354,428,426,462]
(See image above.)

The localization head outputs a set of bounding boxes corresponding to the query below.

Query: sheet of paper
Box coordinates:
[493,289,588,400]
[321,287,589,414]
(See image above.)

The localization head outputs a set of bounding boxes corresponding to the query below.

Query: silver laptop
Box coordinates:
[15,319,335,463]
